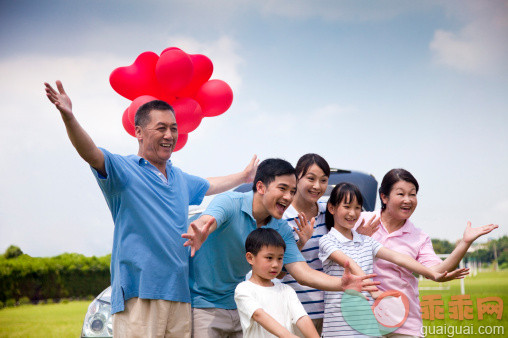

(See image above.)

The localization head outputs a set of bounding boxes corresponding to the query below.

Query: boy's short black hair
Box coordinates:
[245,228,286,255]
[252,158,296,192]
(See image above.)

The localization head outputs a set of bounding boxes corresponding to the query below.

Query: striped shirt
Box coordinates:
[319,228,382,337]
[281,203,327,319]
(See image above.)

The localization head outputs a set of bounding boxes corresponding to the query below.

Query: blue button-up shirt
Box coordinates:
[92,148,209,314]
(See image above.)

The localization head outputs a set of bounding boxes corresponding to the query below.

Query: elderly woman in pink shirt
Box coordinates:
[357,168,498,337]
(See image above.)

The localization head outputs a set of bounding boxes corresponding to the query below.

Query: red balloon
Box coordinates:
[158,93,176,105]
[174,133,188,152]
[195,80,233,117]
[122,108,136,137]
[128,95,159,125]
[160,46,182,55]
[177,54,213,97]
[172,98,203,134]
[110,51,161,100]
[155,49,193,95]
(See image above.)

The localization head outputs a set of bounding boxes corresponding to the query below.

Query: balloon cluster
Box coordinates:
[110,47,233,152]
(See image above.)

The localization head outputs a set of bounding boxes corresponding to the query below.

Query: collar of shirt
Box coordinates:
[329,227,364,244]
[241,191,280,227]
[135,156,173,183]
[377,210,416,238]
[241,191,257,223]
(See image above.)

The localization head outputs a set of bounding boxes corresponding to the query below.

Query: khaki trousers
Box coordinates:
[113,297,191,338]
[192,308,243,338]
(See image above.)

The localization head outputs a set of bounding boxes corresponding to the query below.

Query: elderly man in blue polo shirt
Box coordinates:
[45,80,258,338]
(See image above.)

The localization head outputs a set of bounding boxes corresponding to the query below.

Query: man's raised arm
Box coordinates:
[285,260,379,293]
[45,81,105,176]
[205,155,259,195]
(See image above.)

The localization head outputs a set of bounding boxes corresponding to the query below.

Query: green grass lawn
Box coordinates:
[419,270,508,337]
[0,271,507,337]
[0,301,89,338]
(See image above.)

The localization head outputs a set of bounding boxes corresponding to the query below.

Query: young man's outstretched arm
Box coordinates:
[285,260,379,292]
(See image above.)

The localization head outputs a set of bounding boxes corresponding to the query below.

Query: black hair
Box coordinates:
[325,183,364,230]
[295,153,331,179]
[135,100,175,127]
[379,169,419,210]
[252,158,296,192]
[245,228,286,255]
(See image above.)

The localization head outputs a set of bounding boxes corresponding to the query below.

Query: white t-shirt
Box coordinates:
[234,280,308,338]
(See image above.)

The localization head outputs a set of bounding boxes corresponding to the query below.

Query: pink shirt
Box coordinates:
[356,211,442,336]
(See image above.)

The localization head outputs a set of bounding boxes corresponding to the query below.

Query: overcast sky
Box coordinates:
[1,0,507,257]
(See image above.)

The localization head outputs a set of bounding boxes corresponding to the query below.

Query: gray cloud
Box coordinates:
[430,0,508,75]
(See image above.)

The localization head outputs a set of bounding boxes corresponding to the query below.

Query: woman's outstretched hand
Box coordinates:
[430,267,470,282]
[462,221,498,244]
[356,214,380,237]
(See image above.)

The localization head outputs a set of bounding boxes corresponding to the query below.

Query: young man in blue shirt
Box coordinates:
[183,158,378,337]
[45,80,258,338]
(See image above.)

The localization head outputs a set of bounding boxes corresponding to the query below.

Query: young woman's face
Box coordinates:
[328,195,362,232]
[381,180,418,221]
[296,164,329,203]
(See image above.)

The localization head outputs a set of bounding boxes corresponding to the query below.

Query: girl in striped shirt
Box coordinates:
[319,183,467,337]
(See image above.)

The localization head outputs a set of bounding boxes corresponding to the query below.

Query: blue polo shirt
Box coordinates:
[189,191,305,309]
[92,148,209,314]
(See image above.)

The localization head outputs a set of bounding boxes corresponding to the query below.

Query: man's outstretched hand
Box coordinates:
[182,217,216,257]
[242,155,260,184]
[45,81,73,119]
[341,260,379,293]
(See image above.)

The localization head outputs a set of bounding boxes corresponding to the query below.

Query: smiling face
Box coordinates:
[136,109,178,168]
[328,194,362,236]
[255,174,297,221]
[247,245,285,286]
[296,163,329,204]
[380,180,418,221]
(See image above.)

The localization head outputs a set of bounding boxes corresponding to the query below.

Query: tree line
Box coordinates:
[0,245,110,306]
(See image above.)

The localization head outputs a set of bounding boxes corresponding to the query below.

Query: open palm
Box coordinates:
[45,81,73,118]
[463,221,498,244]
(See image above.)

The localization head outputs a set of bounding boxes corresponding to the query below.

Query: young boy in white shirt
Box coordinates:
[234,228,319,338]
